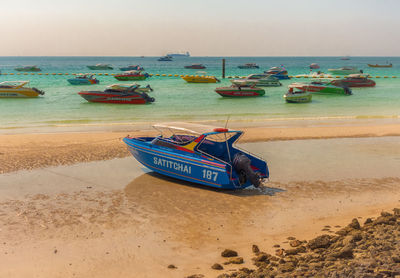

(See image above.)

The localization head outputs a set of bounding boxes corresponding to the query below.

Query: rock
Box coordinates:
[167,264,177,269]
[307,235,332,250]
[221,249,238,257]
[228,257,244,264]
[393,208,400,216]
[364,218,373,224]
[186,275,204,278]
[275,249,284,257]
[289,240,302,248]
[253,252,270,262]
[211,263,223,270]
[252,244,260,254]
[285,246,307,255]
[392,256,400,263]
[381,211,392,217]
[287,236,296,240]
[332,246,354,259]
[273,244,280,248]
[348,218,361,230]
[239,267,253,274]
[279,262,296,273]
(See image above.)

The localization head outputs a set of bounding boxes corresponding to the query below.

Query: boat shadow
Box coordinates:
[127,171,285,197]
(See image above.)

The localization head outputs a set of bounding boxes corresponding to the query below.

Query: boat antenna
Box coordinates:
[224,115,232,163]
[224,115,230,129]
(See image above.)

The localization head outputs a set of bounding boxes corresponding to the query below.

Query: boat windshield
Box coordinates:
[196,132,241,163]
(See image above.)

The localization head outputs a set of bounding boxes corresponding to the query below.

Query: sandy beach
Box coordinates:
[1,119,400,277]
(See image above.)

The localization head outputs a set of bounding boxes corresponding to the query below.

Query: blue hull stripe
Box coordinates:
[139,159,223,187]
[125,140,226,170]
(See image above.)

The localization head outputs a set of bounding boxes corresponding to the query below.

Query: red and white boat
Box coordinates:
[78,84,154,104]
[330,74,376,87]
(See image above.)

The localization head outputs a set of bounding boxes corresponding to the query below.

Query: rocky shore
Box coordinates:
[188,208,400,278]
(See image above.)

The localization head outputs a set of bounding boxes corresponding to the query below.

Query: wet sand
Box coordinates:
[1,119,400,174]
[0,136,399,277]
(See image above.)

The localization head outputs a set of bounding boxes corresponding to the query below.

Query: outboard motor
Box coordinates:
[343,86,352,95]
[146,84,154,91]
[32,88,45,95]
[233,153,261,187]
[140,92,155,103]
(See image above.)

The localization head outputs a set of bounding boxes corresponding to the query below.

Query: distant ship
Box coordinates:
[167,51,190,57]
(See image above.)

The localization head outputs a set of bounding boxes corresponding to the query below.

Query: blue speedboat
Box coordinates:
[264,66,290,80]
[123,122,269,189]
[67,74,99,85]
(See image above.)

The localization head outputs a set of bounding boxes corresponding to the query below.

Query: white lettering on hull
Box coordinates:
[153,157,191,174]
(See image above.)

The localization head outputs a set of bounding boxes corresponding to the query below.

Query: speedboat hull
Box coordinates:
[290,82,351,95]
[181,76,219,83]
[78,91,154,104]
[123,136,268,190]
[114,75,147,81]
[215,87,265,97]
[331,78,375,88]
[367,64,392,68]
[0,89,42,98]
[87,65,113,70]
[68,78,99,85]
[284,92,312,103]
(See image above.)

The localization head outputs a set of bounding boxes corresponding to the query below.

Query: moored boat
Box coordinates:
[78,83,154,104]
[181,72,220,83]
[367,63,392,68]
[284,87,312,103]
[238,63,259,69]
[184,64,206,69]
[327,66,362,75]
[264,66,290,79]
[87,64,113,70]
[158,55,173,61]
[119,65,144,71]
[215,81,265,97]
[290,81,352,95]
[310,63,320,69]
[123,122,269,189]
[167,51,190,57]
[0,81,45,98]
[114,70,149,81]
[14,65,41,72]
[234,74,281,87]
[330,74,375,87]
[67,74,99,85]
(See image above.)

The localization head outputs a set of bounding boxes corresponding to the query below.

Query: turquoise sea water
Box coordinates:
[0,56,399,131]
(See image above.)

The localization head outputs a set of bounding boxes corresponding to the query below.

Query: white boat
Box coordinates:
[328,67,362,75]
[233,74,281,87]
[167,51,190,57]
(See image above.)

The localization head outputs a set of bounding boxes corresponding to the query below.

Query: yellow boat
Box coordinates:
[0,81,45,98]
[181,72,220,83]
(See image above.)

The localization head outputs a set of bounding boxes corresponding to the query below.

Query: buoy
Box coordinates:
[304,76,308,78]
[289,76,294,78]
[10,73,14,75]
[295,75,301,78]
[45,73,49,75]
[161,74,166,76]
[149,74,153,76]
[384,76,388,78]
[31,73,35,75]
[392,76,397,78]
[52,73,56,75]
[174,74,179,77]
[155,74,160,76]
[98,73,102,76]
[58,73,63,75]
[2,73,7,75]
[168,74,172,77]
[375,76,380,78]
[336,76,341,78]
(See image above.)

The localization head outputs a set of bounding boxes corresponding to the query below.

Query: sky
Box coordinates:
[1,0,400,56]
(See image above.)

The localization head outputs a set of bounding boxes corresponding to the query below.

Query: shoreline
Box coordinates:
[1,119,400,174]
